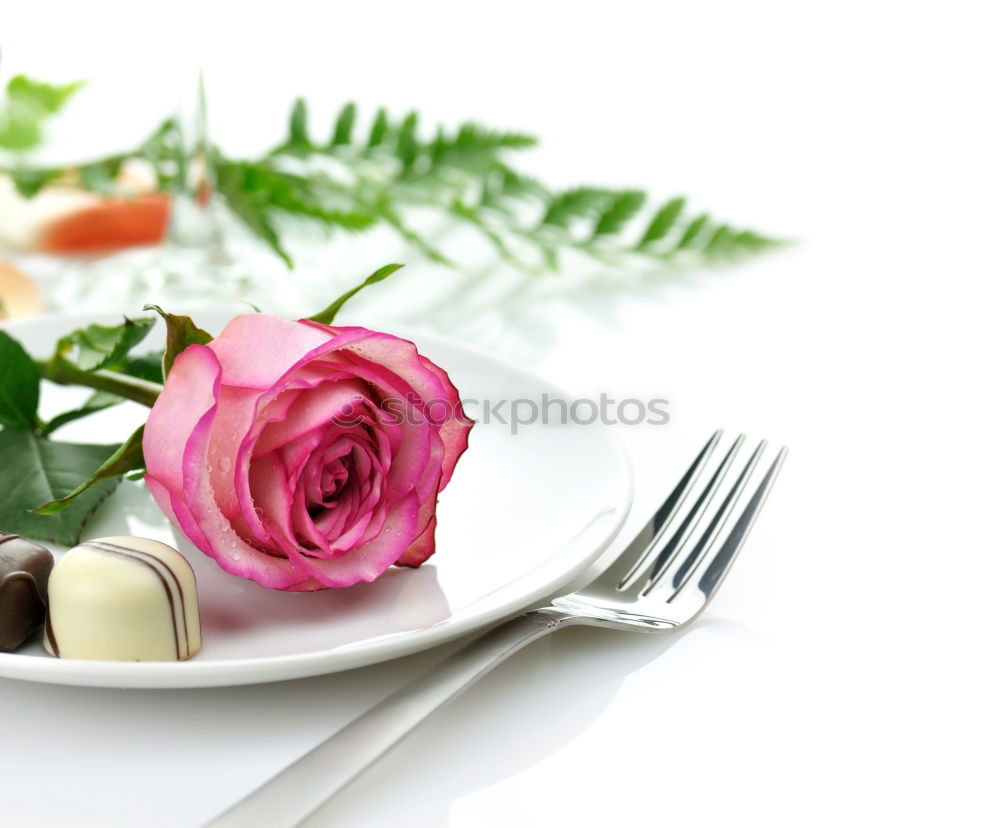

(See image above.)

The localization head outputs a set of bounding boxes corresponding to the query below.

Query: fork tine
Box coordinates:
[644,439,766,598]
[614,429,723,589]
[626,433,746,593]
[694,446,788,602]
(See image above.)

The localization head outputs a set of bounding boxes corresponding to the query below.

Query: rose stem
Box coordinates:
[34,359,163,408]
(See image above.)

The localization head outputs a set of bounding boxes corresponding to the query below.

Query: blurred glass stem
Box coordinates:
[146,68,248,299]
[169,70,221,249]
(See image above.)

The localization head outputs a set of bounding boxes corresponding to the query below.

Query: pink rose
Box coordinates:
[142,314,473,590]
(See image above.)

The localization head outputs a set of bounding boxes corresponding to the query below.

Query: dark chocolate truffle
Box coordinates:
[0,533,54,651]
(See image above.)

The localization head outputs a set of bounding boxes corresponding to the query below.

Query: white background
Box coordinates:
[2,1,999,826]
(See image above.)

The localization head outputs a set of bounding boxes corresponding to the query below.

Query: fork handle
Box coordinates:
[205,608,576,828]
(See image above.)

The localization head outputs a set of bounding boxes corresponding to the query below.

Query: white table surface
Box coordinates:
[2,2,998,826]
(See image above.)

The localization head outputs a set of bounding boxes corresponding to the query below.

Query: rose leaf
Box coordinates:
[0,330,41,430]
[53,315,157,373]
[0,428,120,545]
[115,352,166,384]
[32,425,145,517]
[142,305,214,377]
[307,263,405,325]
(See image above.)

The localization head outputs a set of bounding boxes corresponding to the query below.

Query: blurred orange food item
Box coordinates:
[0,260,44,319]
[39,194,170,253]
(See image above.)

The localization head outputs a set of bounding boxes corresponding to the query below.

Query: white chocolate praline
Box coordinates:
[43,536,202,662]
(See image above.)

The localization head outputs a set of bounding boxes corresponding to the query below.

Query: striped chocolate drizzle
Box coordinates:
[85,541,191,660]
[44,612,59,657]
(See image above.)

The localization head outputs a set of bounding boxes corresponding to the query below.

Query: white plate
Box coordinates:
[0,312,631,688]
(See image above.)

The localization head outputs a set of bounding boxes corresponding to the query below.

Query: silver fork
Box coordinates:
[207,431,787,828]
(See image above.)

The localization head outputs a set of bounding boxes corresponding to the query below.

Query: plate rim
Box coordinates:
[0,311,634,688]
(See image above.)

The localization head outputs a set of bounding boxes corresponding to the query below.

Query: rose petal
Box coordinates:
[208,314,337,389]
[397,514,438,567]
[305,325,474,472]
[143,343,221,496]
[254,379,369,456]
[287,493,422,589]
[206,385,262,520]
[178,349,308,589]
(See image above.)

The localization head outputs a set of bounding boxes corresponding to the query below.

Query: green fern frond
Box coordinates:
[280,97,312,156]
[367,107,390,148]
[3,84,781,276]
[395,111,420,169]
[330,101,357,147]
[497,167,548,201]
[591,190,646,239]
[675,213,711,250]
[539,187,614,229]
[636,197,686,249]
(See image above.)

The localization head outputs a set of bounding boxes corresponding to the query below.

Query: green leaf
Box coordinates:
[675,213,711,250]
[731,229,778,251]
[703,224,733,255]
[331,102,357,146]
[79,162,118,194]
[323,210,379,231]
[10,167,61,197]
[497,167,548,202]
[452,122,537,151]
[115,352,165,384]
[0,110,42,152]
[54,316,156,373]
[285,97,311,154]
[395,111,420,168]
[636,197,686,249]
[214,160,294,268]
[143,305,214,376]
[0,76,84,153]
[34,425,145,516]
[539,187,613,229]
[0,428,120,545]
[228,195,290,266]
[307,264,405,325]
[429,123,538,169]
[367,107,389,148]
[41,391,123,437]
[591,190,646,238]
[215,157,379,263]
[7,75,85,114]
[0,330,40,429]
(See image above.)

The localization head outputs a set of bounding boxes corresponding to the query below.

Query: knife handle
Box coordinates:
[205,608,575,828]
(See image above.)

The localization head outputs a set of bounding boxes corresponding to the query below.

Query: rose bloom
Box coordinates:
[142,314,473,590]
